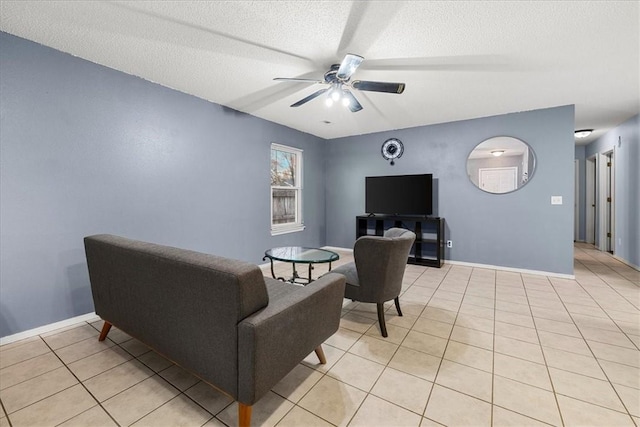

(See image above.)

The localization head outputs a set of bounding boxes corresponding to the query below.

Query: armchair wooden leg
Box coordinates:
[394,297,403,317]
[314,345,327,364]
[98,321,112,342]
[239,403,252,427]
[376,303,388,338]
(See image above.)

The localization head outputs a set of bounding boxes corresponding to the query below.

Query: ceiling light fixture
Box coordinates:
[330,89,341,102]
[491,150,505,157]
[325,84,354,109]
[575,129,593,138]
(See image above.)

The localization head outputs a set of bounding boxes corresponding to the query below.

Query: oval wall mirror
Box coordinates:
[466,136,536,194]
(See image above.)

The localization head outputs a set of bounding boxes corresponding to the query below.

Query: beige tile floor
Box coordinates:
[1,243,638,426]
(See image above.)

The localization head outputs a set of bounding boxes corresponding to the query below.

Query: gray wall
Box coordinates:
[326,106,575,275]
[585,114,639,268]
[0,33,326,338]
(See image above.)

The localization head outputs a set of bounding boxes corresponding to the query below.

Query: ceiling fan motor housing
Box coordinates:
[324,65,342,83]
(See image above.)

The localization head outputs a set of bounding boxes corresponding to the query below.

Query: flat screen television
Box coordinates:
[365,174,433,216]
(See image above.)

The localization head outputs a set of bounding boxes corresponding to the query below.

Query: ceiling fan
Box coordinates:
[273,54,405,112]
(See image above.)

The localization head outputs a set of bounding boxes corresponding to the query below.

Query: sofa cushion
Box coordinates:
[264,277,301,299]
[330,262,359,286]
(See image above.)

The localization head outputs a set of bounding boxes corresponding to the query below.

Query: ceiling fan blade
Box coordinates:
[291,88,329,107]
[337,2,404,60]
[342,90,363,112]
[337,54,364,80]
[360,55,513,72]
[274,77,324,84]
[107,2,314,65]
[352,80,405,94]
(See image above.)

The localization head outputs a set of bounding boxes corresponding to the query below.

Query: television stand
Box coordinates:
[356,215,445,267]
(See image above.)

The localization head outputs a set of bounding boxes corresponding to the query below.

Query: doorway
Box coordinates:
[591,151,615,253]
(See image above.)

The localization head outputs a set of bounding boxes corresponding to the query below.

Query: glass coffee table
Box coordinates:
[263,247,339,284]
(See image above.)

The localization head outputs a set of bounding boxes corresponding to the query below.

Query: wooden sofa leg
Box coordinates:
[314,345,327,364]
[98,321,112,342]
[376,303,388,338]
[239,403,252,427]
[394,297,403,317]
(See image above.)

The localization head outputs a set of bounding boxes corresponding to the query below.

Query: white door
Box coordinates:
[479,167,518,193]
[597,153,609,251]
[574,160,579,241]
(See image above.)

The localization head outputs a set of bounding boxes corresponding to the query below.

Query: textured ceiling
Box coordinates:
[1,1,638,143]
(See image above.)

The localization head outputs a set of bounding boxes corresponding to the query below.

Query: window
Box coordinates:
[271,143,304,235]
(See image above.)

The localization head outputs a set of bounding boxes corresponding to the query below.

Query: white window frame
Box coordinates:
[270,143,304,235]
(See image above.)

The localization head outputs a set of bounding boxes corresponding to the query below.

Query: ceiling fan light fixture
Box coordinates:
[330,87,341,102]
[276,54,404,112]
[575,129,593,138]
[491,150,505,157]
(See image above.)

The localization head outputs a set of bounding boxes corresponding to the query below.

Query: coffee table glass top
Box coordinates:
[265,247,339,263]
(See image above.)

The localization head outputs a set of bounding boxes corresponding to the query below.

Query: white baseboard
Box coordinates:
[444,260,575,280]
[323,246,574,279]
[0,312,98,346]
[612,255,640,271]
[322,246,353,253]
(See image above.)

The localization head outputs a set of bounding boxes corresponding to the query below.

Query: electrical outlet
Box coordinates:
[551,196,563,205]
[447,240,453,248]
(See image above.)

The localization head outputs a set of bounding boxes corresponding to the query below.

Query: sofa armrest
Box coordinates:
[237,273,345,405]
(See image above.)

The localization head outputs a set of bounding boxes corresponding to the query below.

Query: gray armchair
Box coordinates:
[332,228,416,337]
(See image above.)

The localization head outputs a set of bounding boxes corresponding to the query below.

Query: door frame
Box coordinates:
[586,156,596,244]
[605,150,615,253]
[596,150,616,253]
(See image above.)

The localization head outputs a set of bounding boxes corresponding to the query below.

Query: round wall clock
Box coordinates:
[381,138,404,165]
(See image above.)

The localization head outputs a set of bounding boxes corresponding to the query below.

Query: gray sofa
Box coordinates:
[84,234,346,427]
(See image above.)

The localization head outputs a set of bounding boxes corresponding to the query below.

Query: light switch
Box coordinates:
[551,196,563,205]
